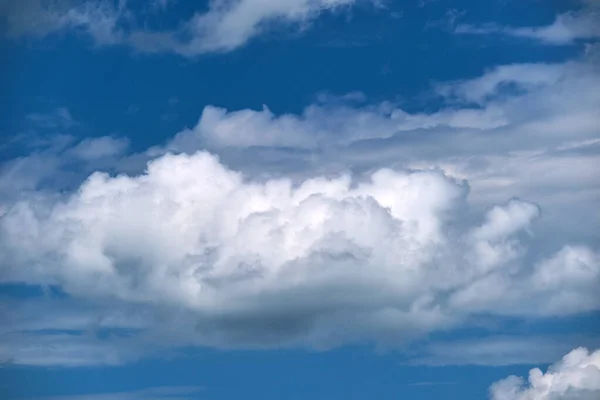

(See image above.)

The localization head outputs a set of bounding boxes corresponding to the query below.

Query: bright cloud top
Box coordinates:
[490,347,600,400]
[1,149,598,354]
[0,21,598,366]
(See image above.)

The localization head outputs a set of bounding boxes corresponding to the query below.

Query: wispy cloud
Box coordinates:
[407,336,600,366]
[408,381,458,387]
[455,3,600,45]
[26,107,76,129]
[0,0,375,55]
[25,386,203,400]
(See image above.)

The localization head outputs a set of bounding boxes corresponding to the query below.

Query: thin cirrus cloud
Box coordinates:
[408,336,600,367]
[455,1,600,45]
[24,386,204,400]
[0,0,371,55]
[10,348,600,399]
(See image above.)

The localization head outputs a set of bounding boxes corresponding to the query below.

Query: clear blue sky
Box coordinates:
[0,1,599,399]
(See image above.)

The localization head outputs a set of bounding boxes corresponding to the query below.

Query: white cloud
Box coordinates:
[1,42,598,367]
[409,337,600,367]
[152,49,599,251]
[68,136,130,160]
[151,0,359,54]
[0,331,137,367]
[164,49,599,153]
[455,3,600,45]
[435,63,566,105]
[0,0,126,44]
[25,386,203,400]
[165,103,403,149]
[0,0,371,55]
[490,347,600,400]
[0,148,598,359]
[26,107,77,129]
[449,245,600,317]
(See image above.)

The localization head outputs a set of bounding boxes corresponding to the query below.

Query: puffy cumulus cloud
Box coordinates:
[449,245,600,317]
[490,347,600,400]
[0,0,371,55]
[1,149,599,359]
[165,103,400,150]
[0,35,598,368]
[152,50,600,251]
[165,49,599,155]
[1,151,469,308]
[455,1,600,45]
[164,101,508,151]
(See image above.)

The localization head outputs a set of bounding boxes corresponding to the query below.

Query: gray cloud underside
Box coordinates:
[1,9,599,367]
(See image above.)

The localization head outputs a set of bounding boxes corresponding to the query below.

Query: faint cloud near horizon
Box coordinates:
[408,381,458,387]
[20,386,204,400]
[26,107,77,129]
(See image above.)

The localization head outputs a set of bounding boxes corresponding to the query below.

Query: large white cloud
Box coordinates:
[155,48,600,250]
[1,38,598,367]
[1,147,598,357]
[490,347,600,400]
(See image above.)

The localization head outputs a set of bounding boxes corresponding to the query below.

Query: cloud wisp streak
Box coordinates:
[25,386,204,400]
[0,0,373,55]
[455,1,600,45]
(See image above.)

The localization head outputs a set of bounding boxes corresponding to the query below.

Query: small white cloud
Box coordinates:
[69,136,130,161]
[0,332,134,367]
[490,347,600,400]
[436,63,565,105]
[26,107,76,129]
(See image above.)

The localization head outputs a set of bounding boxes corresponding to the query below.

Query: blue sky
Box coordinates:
[0,1,599,399]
